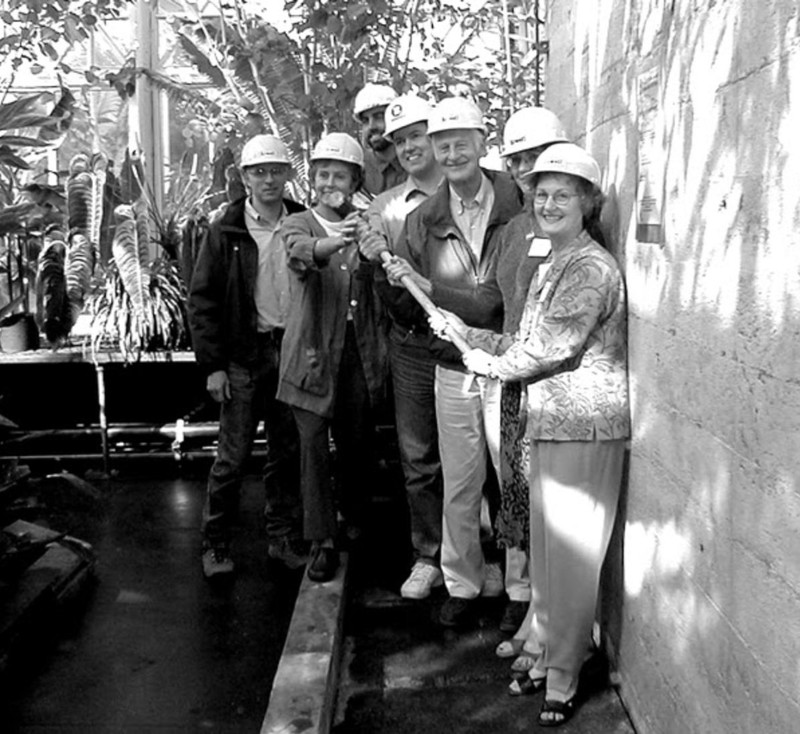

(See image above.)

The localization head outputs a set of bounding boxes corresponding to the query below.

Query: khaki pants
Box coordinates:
[436,365,529,600]
[528,438,625,698]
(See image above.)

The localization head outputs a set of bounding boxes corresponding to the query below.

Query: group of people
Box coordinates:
[187,82,630,728]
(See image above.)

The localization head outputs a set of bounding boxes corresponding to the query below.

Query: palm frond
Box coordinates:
[175,34,227,87]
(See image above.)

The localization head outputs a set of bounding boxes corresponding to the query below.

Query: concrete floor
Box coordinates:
[333,495,638,734]
[0,467,302,733]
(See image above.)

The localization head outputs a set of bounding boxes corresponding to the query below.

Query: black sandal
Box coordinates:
[507,674,545,696]
[538,697,576,727]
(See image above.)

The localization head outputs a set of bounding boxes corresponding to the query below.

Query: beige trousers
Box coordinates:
[526,438,625,699]
[435,365,529,600]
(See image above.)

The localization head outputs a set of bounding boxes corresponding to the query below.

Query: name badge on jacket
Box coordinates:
[527,236,551,258]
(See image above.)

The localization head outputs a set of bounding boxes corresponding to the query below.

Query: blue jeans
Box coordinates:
[202,335,301,548]
[389,325,442,562]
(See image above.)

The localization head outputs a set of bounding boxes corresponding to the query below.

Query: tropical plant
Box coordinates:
[157,0,548,179]
[33,152,109,346]
[90,201,176,359]
[87,163,209,361]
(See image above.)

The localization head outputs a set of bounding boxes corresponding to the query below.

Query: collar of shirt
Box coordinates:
[450,172,491,216]
[244,197,286,229]
[405,174,442,202]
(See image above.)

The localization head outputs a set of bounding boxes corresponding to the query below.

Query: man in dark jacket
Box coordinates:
[188,134,306,578]
[381,98,528,629]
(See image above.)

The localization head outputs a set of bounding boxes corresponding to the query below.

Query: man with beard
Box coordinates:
[189,134,306,578]
[353,83,406,197]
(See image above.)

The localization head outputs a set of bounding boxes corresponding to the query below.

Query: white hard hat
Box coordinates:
[501,107,569,157]
[383,94,433,139]
[240,134,290,167]
[352,83,397,121]
[426,97,486,136]
[531,143,602,188]
[310,132,364,168]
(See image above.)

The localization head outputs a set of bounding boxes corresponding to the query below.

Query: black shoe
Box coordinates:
[438,596,477,628]
[499,600,529,634]
[307,546,338,582]
[268,536,308,570]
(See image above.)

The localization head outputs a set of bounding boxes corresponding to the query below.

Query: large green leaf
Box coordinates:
[176,33,227,87]
[0,94,43,130]
[0,135,50,148]
[0,146,30,169]
[111,202,151,318]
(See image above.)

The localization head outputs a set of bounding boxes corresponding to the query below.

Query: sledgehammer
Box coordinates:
[378,250,471,355]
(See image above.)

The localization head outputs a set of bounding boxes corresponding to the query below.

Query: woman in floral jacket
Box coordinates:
[437,143,630,728]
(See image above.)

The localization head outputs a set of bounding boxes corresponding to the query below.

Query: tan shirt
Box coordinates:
[364,176,441,249]
[245,198,288,331]
[449,173,495,264]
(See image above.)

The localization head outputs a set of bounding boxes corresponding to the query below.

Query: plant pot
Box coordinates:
[0,313,40,353]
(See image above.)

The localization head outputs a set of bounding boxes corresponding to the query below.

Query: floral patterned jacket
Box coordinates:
[465,230,630,442]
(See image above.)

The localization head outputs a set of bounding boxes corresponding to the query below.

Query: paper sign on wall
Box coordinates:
[637,67,664,244]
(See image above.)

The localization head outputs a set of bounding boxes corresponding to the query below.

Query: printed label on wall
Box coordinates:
[637,66,664,244]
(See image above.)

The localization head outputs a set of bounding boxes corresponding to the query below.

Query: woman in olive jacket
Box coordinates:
[277,133,388,583]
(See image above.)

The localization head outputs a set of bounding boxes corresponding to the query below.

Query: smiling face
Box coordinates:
[431,128,485,190]
[359,106,392,153]
[242,163,291,207]
[312,160,358,211]
[532,173,587,244]
[391,122,436,178]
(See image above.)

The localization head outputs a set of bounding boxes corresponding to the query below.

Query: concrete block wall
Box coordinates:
[545,2,800,733]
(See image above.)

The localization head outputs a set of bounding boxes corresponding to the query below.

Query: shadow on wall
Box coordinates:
[558,2,800,732]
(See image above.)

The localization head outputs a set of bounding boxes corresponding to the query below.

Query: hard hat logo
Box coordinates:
[501,107,568,157]
[241,134,291,167]
[310,132,365,168]
[531,142,601,188]
[353,83,398,121]
[426,97,486,136]
[383,94,433,139]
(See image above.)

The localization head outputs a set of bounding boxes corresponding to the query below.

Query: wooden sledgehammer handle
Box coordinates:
[379,251,471,355]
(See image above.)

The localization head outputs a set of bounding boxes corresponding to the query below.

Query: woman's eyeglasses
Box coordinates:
[532,190,580,206]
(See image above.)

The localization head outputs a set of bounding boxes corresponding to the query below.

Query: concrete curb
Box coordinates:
[260,551,349,734]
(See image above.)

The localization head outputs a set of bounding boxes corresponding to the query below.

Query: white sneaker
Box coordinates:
[481,562,504,597]
[400,561,443,600]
